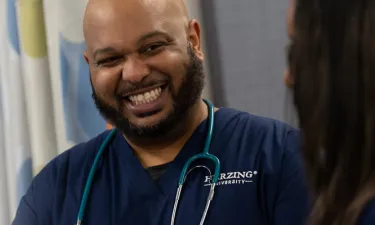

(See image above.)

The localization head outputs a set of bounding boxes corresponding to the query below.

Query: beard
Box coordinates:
[91,45,205,140]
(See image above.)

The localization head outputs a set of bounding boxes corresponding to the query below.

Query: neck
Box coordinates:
[124,99,209,168]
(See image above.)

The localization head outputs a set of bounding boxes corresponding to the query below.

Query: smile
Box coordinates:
[127,86,165,106]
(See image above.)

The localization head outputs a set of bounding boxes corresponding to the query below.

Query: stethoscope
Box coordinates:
[76,99,220,225]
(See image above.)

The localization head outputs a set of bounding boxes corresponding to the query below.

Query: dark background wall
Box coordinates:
[201,0,297,125]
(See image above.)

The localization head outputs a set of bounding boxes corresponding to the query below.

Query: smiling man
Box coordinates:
[12,0,309,224]
[84,0,208,165]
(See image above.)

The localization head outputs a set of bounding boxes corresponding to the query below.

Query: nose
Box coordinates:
[121,55,151,83]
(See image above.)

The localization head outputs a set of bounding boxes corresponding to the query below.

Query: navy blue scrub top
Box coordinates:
[358,199,375,225]
[13,108,310,225]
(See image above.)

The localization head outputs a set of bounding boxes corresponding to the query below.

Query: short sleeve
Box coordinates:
[273,129,310,225]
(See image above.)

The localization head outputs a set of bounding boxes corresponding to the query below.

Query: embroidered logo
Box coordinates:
[204,171,258,186]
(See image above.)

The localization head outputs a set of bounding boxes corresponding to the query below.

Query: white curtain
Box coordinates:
[0,0,33,220]
[0,0,211,223]
[0,0,106,223]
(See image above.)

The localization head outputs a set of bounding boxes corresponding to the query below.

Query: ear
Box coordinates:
[284,69,294,88]
[187,19,204,60]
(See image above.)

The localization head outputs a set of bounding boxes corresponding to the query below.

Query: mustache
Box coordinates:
[116,77,169,97]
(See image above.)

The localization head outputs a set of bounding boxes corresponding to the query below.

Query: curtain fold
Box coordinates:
[0,3,10,224]
[17,0,58,175]
[1,0,33,220]
[0,0,106,222]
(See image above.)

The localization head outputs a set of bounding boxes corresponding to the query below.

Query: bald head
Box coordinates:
[83,0,189,40]
[81,0,202,66]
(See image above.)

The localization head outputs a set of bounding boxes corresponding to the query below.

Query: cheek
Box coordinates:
[147,50,188,89]
[91,69,121,100]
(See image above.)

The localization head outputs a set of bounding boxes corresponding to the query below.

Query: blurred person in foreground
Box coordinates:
[11,0,309,224]
[287,0,375,224]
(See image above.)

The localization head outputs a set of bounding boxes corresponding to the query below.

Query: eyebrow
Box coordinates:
[136,30,171,46]
[93,47,118,60]
[93,30,172,60]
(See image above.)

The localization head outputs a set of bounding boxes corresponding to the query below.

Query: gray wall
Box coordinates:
[201,0,296,125]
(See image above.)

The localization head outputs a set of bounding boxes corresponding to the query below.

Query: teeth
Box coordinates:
[128,87,162,106]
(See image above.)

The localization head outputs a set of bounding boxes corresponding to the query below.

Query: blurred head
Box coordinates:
[83,0,205,140]
[288,0,375,224]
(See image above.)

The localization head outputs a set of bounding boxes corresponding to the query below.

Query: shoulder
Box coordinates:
[21,130,113,216]
[216,107,298,133]
[215,107,300,154]
[215,107,303,179]
[215,108,309,221]
[358,198,375,225]
[35,129,113,182]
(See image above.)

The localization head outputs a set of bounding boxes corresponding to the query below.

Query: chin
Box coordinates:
[127,107,171,128]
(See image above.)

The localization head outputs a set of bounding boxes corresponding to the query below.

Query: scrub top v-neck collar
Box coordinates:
[112,110,222,201]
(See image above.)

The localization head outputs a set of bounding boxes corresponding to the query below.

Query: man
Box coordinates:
[12,0,309,224]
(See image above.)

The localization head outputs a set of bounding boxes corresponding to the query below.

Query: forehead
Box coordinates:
[84,0,186,52]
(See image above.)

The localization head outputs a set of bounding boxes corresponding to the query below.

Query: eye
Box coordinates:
[141,42,166,55]
[96,56,123,67]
